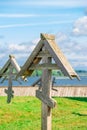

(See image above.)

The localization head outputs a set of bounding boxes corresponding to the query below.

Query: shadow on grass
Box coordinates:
[66,97,87,102]
[72,112,87,116]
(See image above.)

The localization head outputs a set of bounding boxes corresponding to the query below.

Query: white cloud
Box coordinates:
[9,44,26,51]
[32,38,40,45]
[73,16,87,36]
[14,53,29,59]
[0,41,36,67]
[71,61,87,70]
[8,43,35,53]
[0,31,87,70]
[55,32,87,69]
[56,32,68,43]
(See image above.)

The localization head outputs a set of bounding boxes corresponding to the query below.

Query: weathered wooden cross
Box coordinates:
[0,55,26,103]
[16,33,79,130]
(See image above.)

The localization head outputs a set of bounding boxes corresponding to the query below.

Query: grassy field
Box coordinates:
[0,96,87,130]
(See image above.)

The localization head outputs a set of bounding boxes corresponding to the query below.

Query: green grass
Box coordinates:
[0,96,87,130]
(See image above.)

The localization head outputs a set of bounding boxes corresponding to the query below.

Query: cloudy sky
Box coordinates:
[0,0,87,70]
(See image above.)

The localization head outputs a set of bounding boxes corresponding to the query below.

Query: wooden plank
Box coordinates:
[22,70,33,77]
[44,39,80,79]
[41,47,56,130]
[37,51,51,58]
[0,59,10,77]
[0,76,7,83]
[0,86,87,97]
[41,68,52,130]
[22,58,42,78]
[10,55,21,73]
[36,90,56,108]
[0,72,18,77]
[29,63,58,70]
[10,55,27,81]
[51,86,87,97]
[16,40,44,77]
[41,33,55,40]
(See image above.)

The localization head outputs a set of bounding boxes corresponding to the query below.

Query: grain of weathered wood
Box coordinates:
[41,33,55,40]
[29,63,58,70]
[41,67,52,130]
[36,90,56,108]
[0,59,10,77]
[0,86,87,97]
[41,46,57,130]
[37,50,51,58]
[44,39,79,79]
[10,55,21,73]
[16,40,44,77]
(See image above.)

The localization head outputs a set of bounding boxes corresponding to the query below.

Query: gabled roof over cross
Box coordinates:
[16,33,79,79]
[0,55,21,79]
[0,55,26,103]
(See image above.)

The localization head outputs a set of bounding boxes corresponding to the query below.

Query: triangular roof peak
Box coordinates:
[0,55,21,78]
[17,33,79,80]
[41,33,55,40]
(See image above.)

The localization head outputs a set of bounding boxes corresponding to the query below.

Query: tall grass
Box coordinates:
[0,96,87,130]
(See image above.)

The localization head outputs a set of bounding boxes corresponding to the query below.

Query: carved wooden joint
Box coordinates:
[36,90,57,108]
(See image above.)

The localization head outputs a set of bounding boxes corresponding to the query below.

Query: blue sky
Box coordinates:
[0,0,87,70]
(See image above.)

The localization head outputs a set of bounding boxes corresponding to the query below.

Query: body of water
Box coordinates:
[0,76,87,87]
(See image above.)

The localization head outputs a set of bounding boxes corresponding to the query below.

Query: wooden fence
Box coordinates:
[0,86,87,97]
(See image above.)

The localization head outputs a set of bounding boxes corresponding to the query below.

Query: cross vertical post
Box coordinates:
[41,49,52,130]
[5,65,14,103]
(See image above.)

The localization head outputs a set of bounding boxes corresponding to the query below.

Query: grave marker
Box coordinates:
[17,33,79,130]
[0,55,26,103]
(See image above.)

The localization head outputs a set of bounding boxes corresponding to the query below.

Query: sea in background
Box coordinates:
[0,76,87,87]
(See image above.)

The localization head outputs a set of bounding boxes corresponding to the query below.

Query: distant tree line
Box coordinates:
[32,70,64,77]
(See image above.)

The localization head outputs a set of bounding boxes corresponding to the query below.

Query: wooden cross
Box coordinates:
[0,55,26,103]
[42,54,56,130]
[16,33,79,130]
[36,47,57,130]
